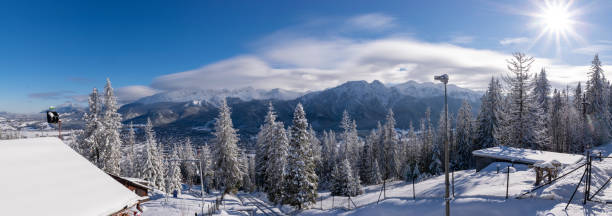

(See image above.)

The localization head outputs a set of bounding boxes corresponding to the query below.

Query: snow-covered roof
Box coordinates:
[0,137,143,215]
[472,146,583,166]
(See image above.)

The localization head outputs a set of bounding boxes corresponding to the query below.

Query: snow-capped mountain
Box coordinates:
[135,87,304,105]
[391,80,482,102]
[118,80,482,143]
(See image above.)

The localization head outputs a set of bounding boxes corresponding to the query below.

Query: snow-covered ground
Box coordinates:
[142,143,612,215]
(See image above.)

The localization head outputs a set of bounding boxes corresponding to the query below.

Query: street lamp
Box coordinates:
[434,74,450,216]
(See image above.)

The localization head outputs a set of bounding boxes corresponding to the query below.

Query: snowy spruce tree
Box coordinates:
[359,130,376,185]
[455,100,474,169]
[179,138,197,187]
[474,77,502,149]
[121,122,137,177]
[503,52,545,149]
[585,54,611,146]
[284,103,318,209]
[381,109,400,179]
[140,118,166,190]
[81,87,103,165]
[212,99,243,195]
[265,118,289,204]
[100,78,122,175]
[166,146,183,196]
[331,158,362,197]
[255,103,276,189]
[320,130,337,188]
[429,111,444,175]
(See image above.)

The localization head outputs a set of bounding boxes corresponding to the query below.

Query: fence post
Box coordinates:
[332,195,334,208]
[506,165,510,199]
[452,169,455,197]
[412,178,416,200]
[584,152,590,204]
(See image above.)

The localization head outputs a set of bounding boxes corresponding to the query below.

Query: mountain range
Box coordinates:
[117,80,483,144]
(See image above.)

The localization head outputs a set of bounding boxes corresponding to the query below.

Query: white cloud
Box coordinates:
[500,37,530,46]
[115,85,159,103]
[346,13,395,31]
[147,14,597,93]
[151,34,592,92]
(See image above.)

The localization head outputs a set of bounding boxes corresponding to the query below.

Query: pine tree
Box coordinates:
[534,68,551,113]
[140,118,165,190]
[429,111,444,175]
[101,78,122,175]
[179,138,197,187]
[371,159,383,184]
[212,99,243,195]
[382,109,400,179]
[320,130,337,189]
[265,120,288,204]
[502,52,545,149]
[284,103,318,209]
[122,122,137,177]
[166,145,183,196]
[585,54,611,146]
[475,77,502,149]
[359,130,375,185]
[199,144,214,193]
[455,100,474,169]
[255,103,276,190]
[81,88,103,165]
[331,158,362,197]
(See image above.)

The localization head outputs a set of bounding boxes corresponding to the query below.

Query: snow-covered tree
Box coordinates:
[255,103,276,189]
[534,68,551,113]
[212,99,243,195]
[199,144,214,193]
[166,145,183,196]
[371,159,383,184]
[585,54,611,146]
[179,137,197,187]
[140,118,166,190]
[429,111,444,175]
[121,122,137,177]
[265,120,289,204]
[284,103,318,209]
[100,78,122,175]
[331,158,362,197]
[502,52,545,149]
[381,109,400,179]
[319,130,337,189]
[81,88,103,165]
[455,100,474,169]
[475,77,503,149]
[359,130,375,185]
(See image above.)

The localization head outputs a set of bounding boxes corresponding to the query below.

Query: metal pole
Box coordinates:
[584,153,589,204]
[199,160,205,216]
[58,120,62,140]
[444,83,450,216]
[506,165,510,199]
[412,178,416,200]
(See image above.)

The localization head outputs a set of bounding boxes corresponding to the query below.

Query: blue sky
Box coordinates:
[1,0,611,113]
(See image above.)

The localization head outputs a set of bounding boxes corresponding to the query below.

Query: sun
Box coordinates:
[538,0,575,35]
[528,0,582,55]
[541,3,571,32]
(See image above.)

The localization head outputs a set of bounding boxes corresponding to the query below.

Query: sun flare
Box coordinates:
[529,0,582,55]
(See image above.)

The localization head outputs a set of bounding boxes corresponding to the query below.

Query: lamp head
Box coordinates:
[434,74,449,84]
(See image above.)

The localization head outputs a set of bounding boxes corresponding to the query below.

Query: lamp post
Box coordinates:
[434,74,450,216]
